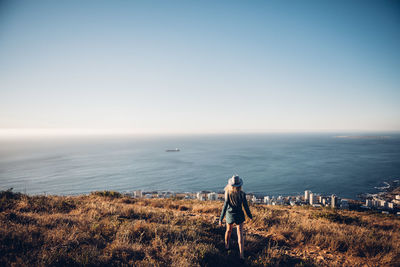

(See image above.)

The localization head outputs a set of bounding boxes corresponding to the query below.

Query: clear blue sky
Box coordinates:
[0,0,399,134]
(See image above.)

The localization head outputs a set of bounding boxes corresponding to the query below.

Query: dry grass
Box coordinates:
[1,190,399,266]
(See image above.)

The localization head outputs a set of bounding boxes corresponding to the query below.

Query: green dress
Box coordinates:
[220,191,252,224]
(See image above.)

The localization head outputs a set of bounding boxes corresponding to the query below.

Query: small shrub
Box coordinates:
[178,205,190,211]
[91,191,122,198]
[0,188,22,212]
[312,210,361,225]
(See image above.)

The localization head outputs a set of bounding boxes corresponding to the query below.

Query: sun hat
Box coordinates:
[228,175,243,187]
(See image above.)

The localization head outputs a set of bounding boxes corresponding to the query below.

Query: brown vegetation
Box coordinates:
[1,189,399,266]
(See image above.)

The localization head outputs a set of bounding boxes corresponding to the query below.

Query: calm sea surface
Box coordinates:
[0,133,399,198]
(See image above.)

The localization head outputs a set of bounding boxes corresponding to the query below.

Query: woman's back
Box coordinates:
[226,191,245,213]
[220,189,252,225]
[219,175,253,260]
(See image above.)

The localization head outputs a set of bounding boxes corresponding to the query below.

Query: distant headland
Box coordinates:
[334,135,391,139]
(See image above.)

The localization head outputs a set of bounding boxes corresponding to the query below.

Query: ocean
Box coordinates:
[0,133,399,199]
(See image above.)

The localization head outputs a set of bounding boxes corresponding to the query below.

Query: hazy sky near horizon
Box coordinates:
[0,0,399,134]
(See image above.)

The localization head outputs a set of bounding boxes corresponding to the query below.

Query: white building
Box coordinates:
[396,195,400,200]
[378,199,387,208]
[252,195,258,203]
[309,193,314,205]
[322,198,327,206]
[305,190,311,201]
[207,192,218,201]
[264,196,270,204]
[373,199,380,207]
[196,192,203,200]
[331,195,337,208]
[134,190,142,198]
[366,199,372,207]
[388,202,394,209]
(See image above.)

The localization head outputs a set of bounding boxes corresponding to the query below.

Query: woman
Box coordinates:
[219,175,253,259]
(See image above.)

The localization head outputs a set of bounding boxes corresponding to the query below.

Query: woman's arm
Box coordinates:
[219,199,228,222]
[242,193,253,219]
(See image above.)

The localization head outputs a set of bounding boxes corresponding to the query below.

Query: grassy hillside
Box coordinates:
[1,190,399,266]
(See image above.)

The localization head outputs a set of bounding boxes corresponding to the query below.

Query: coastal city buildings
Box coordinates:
[248,191,342,209]
[305,190,311,202]
[331,195,337,208]
[195,191,220,201]
[133,190,142,198]
[207,192,218,201]
[196,192,208,201]
[362,195,398,213]
[128,187,399,214]
[277,196,283,205]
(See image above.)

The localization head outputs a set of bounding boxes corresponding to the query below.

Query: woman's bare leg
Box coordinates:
[225,223,233,249]
[237,223,244,259]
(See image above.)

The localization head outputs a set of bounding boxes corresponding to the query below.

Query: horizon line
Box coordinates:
[0,128,399,138]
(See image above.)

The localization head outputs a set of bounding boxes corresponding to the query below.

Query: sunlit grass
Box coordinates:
[1,190,399,266]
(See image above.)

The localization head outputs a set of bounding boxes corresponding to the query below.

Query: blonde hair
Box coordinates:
[224,184,242,206]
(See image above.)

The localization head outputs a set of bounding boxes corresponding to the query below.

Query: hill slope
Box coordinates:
[1,190,399,266]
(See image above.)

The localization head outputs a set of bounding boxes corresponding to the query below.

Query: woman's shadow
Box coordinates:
[203,223,316,267]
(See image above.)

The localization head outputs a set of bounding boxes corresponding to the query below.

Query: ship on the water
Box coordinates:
[166,148,180,152]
